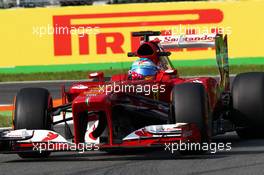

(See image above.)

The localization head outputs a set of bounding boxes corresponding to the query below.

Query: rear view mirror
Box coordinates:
[89,72,104,82]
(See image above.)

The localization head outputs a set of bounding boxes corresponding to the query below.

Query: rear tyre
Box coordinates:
[232,72,264,139]
[171,83,210,154]
[14,88,53,158]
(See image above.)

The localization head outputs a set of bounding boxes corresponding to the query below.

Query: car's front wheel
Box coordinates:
[170,83,211,154]
[14,88,53,158]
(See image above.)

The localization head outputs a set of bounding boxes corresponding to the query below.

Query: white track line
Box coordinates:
[0,79,89,85]
[0,127,12,130]
[183,74,236,78]
[0,104,12,107]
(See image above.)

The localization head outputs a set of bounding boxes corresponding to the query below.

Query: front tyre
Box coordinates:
[170,83,211,154]
[14,88,53,158]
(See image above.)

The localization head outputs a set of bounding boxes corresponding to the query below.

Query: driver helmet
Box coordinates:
[129,58,158,80]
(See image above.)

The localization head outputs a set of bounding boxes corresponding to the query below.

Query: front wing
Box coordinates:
[0,123,201,154]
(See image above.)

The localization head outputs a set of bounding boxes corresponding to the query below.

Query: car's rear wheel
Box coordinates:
[232,72,264,139]
[14,88,53,158]
[170,83,210,154]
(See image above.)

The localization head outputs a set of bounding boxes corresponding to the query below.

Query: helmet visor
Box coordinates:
[132,68,157,76]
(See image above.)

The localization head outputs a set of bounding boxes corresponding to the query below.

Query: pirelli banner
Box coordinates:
[0,1,264,73]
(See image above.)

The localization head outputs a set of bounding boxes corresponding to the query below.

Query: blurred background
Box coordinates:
[0,0,208,8]
[0,0,263,80]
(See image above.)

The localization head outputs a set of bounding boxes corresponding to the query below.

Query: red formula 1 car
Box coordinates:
[1,31,264,158]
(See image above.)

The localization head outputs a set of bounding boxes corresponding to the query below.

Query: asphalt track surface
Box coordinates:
[2,76,264,175]
[0,80,81,105]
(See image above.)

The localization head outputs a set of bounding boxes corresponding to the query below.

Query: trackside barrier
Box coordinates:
[0,1,263,72]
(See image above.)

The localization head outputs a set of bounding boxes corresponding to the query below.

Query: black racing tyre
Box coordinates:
[170,83,210,154]
[14,88,53,158]
[232,72,264,139]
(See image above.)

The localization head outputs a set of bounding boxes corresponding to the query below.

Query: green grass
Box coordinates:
[0,65,264,82]
[178,65,264,76]
[0,69,125,82]
[0,112,12,127]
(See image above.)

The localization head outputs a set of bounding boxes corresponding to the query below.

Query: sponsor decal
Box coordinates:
[135,129,153,137]
[53,9,223,56]
[154,34,215,44]
[42,132,59,142]
[85,120,100,144]
[1,1,264,69]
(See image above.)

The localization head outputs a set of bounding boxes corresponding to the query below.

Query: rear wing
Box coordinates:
[148,33,230,91]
